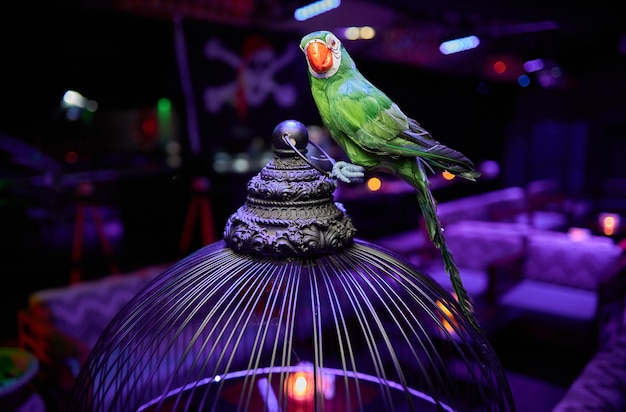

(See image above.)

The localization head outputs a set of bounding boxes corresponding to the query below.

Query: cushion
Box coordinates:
[436,187,526,225]
[420,220,529,298]
[422,260,489,298]
[28,264,168,348]
[498,279,597,321]
[444,221,527,270]
[375,229,428,256]
[522,234,621,290]
[513,210,568,230]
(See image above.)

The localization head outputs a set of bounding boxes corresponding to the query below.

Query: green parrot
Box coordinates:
[299,30,482,330]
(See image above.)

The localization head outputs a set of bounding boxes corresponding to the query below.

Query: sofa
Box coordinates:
[376,218,589,303]
[436,180,575,231]
[400,216,626,410]
[16,263,170,406]
[416,220,530,300]
[551,253,626,411]
[375,183,572,264]
[488,230,623,343]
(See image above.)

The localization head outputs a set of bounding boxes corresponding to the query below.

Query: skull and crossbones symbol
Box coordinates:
[203,36,298,121]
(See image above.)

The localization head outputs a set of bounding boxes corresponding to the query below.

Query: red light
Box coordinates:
[136,109,159,146]
[65,151,79,164]
[141,116,158,137]
[493,61,507,74]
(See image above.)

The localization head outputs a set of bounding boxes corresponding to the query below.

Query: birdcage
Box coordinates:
[68,120,515,411]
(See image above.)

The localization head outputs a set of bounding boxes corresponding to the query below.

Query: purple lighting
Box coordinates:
[523,58,544,73]
[137,366,456,412]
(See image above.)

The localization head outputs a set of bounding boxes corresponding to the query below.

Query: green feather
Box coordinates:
[396,159,480,330]
[301,30,482,330]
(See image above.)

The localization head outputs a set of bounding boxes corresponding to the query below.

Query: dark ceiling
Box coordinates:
[73,0,626,80]
[4,0,626,86]
[1,0,625,141]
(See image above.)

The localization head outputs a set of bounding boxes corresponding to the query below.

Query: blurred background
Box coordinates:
[1,0,625,340]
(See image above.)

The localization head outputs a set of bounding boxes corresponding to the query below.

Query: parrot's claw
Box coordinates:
[331,161,366,184]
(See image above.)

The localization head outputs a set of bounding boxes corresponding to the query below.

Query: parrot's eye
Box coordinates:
[326,34,340,51]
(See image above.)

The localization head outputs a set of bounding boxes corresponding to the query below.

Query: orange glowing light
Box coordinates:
[367,177,382,191]
[603,216,615,236]
[436,300,458,334]
[285,364,335,401]
[599,213,620,236]
[294,375,310,398]
[286,371,314,401]
[442,170,455,180]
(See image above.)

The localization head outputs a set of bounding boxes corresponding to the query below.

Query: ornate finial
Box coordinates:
[271,119,309,156]
[223,120,356,257]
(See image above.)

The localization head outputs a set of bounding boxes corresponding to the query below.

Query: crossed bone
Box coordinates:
[203,37,298,115]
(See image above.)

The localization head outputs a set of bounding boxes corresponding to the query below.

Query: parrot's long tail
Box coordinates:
[398,160,481,331]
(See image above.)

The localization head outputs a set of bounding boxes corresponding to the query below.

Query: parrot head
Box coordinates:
[300,31,354,79]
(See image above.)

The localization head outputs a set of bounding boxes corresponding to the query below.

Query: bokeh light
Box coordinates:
[366,177,382,191]
[493,61,507,74]
[442,171,455,180]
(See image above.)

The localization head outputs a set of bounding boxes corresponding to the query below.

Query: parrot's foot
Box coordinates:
[332,161,366,184]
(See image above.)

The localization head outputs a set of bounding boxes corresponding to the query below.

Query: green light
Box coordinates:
[157,97,172,114]
[157,97,173,140]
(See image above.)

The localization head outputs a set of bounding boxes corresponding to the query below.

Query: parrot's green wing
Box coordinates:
[328,75,480,181]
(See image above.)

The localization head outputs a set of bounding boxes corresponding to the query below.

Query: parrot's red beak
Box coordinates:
[306,41,333,74]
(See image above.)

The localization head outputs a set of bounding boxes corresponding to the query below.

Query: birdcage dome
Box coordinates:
[69,120,515,412]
